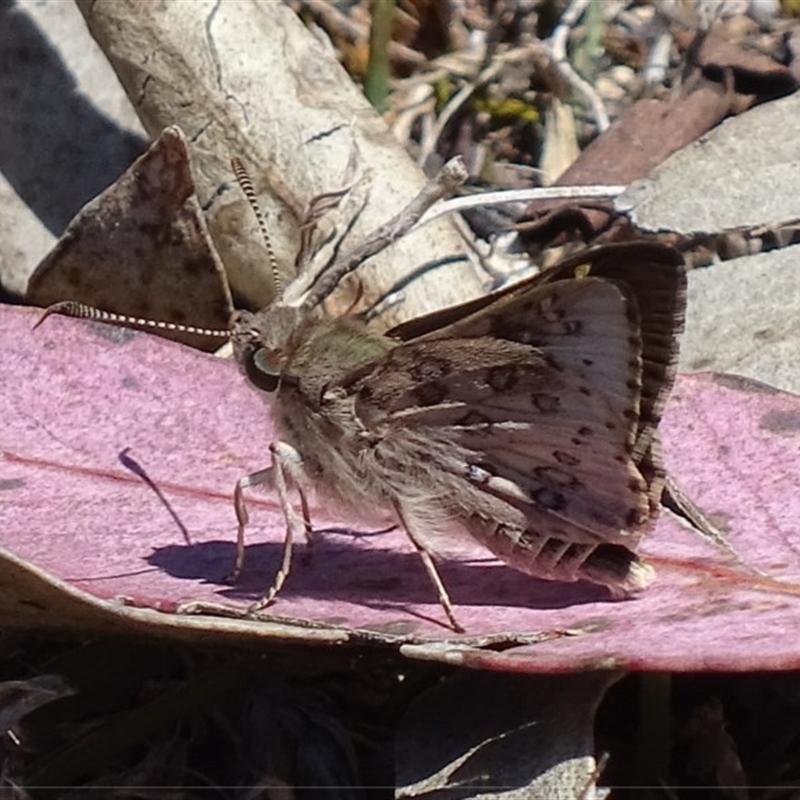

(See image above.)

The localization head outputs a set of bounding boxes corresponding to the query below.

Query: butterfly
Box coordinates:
[230,234,685,632]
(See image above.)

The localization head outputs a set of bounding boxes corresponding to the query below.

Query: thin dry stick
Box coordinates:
[418,58,505,167]
[548,0,610,132]
[418,45,542,167]
[417,183,627,227]
[298,0,427,67]
[645,29,673,85]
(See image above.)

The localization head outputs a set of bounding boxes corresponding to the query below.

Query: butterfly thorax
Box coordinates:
[284,317,397,395]
[259,315,413,515]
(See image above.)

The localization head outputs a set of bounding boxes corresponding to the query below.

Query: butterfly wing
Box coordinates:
[531,243,686,456]
[338,251,684,591]
[389,242,685,450]
[531,243,687,527]
[388,241,685,524]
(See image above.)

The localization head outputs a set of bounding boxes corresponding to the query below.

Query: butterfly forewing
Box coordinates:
[533,243,687,523]
[533,243,686,451]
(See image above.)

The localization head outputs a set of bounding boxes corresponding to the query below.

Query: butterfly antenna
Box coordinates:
[231,157,282,293]
[34,301,230,339]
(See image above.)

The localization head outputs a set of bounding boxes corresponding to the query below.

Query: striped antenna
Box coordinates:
[231,157,282,293]
[33,301,230,339]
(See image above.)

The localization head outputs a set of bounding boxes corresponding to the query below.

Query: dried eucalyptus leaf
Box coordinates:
[27,126,232,351]
[681,244,800,394]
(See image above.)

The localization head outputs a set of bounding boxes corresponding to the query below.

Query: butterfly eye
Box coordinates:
[245,348,281,393]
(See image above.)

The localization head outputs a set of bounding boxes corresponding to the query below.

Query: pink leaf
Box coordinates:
[3,305,800,670]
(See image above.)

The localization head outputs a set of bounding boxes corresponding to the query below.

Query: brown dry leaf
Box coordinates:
[676,28,798,102]
[27,126,232,351]
[556,88,732,188]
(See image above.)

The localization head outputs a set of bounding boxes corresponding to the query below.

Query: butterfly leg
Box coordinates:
[248,441,311,613]
[232,443,312,585]
[232,466,273,581]
[393,501,465,633]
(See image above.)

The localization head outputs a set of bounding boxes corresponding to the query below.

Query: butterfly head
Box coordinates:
[230,303,308,393]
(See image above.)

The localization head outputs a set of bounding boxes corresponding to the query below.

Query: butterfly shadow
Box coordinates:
[147,533,617,614]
